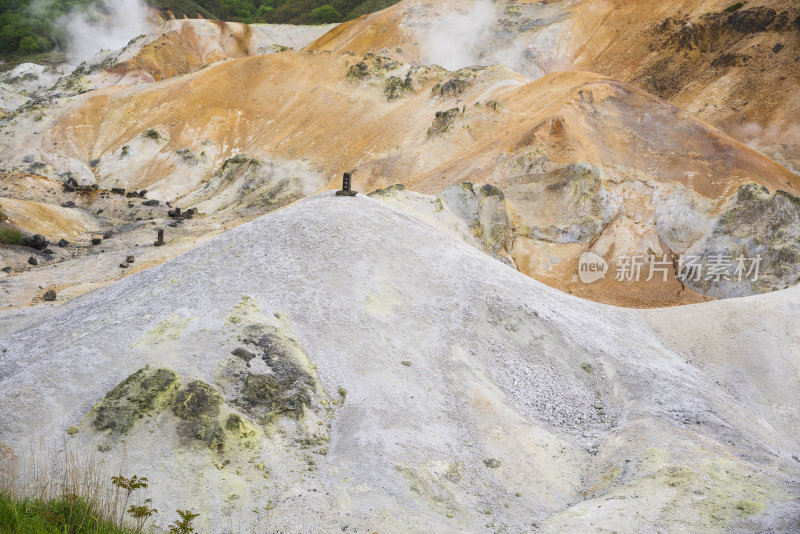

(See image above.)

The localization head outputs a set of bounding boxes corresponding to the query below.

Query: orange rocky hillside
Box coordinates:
[2,0,800,308]
[309,0,800,171]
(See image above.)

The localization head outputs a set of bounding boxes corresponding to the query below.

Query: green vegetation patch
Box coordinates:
[0,226,23,245]
[90,364,264,453]
[0,0,403,65]
[724,2,745,13]
[347,52,400,80]
[708,183,800,290]
[0,493,135,534]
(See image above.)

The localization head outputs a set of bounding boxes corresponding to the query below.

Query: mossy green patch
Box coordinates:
[724,2,745,13]
[346,53,399,80]
[427,108,462,137]
[225,414,257,441]
[696,183,800,294]
[141,129,162,142]
[173,380,225,452]
[485,99,502,112]
[173,380,222,419]
[93,367,179,433]
[737,182,771,202]
[483,458,501,469]
[220,300,331,456]
[240,369,313,424]
[480,184,504,198]
[384,75,415,100]
[431,67,486,98]
[367,184,407,197]
[0,227,23,245]
[443,462,462,483]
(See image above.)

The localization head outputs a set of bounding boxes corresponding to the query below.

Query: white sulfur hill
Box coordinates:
[0,193,799,533]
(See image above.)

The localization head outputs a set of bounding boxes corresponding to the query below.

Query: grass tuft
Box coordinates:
[0,493,136,533]
[0,443,200,533]
[0,227,23,245]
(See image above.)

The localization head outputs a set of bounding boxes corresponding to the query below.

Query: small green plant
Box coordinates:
[111,475,148,525]
[724,2,745,13]
[128,504,157,532]
[111,475,148,494]
[168,509,199,534]
[0,227,23,245]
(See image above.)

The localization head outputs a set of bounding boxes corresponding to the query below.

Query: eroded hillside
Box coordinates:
[2,0,800,309]
[1,194,798,532]
[2,3,800,533]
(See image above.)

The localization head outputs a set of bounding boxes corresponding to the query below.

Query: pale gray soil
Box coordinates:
[1,193,798,533]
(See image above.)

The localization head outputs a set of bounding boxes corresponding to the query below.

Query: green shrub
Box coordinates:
[310,5,342,23]
[724,2,745,13]
[0,227,23,245]
[17,35,40,53]
[168,509,199,534]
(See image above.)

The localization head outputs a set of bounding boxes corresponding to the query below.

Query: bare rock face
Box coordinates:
[369,181,517,262]
[516,163,615,245]
[437,182,514,257]
[686,184,800,298]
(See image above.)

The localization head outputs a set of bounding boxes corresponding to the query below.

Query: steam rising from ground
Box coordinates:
[46,0,155,65]
[419,0,570,79]
[423,0,496,70]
